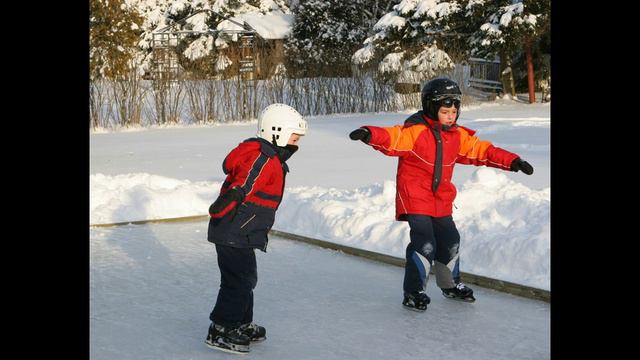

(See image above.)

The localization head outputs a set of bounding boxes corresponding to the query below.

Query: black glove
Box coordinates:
[349,128,371,144]
[510,158,534,175]
[209,187,245,219]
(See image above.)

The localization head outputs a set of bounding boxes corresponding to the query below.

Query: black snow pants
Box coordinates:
[403,214,461,294]
[210,244,257,328]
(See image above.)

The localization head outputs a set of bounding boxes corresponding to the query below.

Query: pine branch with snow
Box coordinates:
[352,1,468,80]
[468,0,549,59]
[285,0,385,77]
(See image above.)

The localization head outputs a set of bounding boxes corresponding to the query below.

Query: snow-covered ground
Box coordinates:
[90,222,550,360]
[90,99,550,289]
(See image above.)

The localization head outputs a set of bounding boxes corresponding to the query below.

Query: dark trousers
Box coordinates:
[210,244,257,328]
[403,214,461,294]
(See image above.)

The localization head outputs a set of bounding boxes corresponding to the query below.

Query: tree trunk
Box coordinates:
[526,38,536,104]
[499,51,516,98]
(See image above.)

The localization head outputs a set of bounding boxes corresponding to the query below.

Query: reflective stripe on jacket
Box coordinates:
[208,138,288,251]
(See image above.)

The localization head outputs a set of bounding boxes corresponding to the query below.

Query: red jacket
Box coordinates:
[208,138,288,251]
[219,138,287,210]
[364,112,519,219]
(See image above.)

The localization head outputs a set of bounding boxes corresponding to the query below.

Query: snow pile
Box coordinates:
[89,168,550,290]
[454,168,550,289]
[275,180,408,255]
[90,173,216,224]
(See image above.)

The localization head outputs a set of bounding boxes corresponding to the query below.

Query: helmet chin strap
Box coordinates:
[268,133,299,161]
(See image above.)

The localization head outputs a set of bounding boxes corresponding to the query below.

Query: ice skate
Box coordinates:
[240,322,266,342]
[402,291,431,311]
[441,282,476,302]
[205,323,250,354]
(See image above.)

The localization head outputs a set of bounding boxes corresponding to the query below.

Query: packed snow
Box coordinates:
[90,99,550,290]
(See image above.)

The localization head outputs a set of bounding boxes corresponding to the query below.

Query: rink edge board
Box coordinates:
[269,230,550,304]
[91,216,550,303]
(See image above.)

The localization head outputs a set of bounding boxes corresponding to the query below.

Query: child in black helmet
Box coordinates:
[349,77,533,311]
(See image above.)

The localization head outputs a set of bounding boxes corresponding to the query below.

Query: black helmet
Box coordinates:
[421,77,462,122]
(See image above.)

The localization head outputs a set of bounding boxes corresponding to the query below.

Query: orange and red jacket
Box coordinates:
[207,138,288,251]
[363,111,519,219]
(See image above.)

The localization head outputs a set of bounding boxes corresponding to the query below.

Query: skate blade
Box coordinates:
[205,340,250,354]
[443,294,476,302]
[402,304,427,312]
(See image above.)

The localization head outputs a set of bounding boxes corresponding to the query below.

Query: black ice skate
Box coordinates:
[441,282,476,302]
[205,323,250,354]
[402,291,431,311]
[240,322,266,342]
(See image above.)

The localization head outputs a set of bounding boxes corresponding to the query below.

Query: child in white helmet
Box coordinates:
[205,103,308,354]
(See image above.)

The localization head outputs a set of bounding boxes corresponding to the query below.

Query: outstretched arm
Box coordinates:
[349,125,423,157]
[456,127,533,174]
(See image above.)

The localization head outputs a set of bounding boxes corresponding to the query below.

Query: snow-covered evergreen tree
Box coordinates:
[285,0,385,77]
[353,0,467,81]
[353,0,549,94]
[469,0,547,59]
[467,0,549,97]
[90,0,144,80]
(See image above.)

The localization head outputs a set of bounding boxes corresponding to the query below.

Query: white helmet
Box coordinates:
[257,103,308,147]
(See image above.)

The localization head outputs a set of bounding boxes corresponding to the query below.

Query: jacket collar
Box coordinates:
[245,137,278,157]
[404,111,458,132]
[245,137,290,172]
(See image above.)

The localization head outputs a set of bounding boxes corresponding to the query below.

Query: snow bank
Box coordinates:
[90,168,549,290]
[90,173,216,224]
